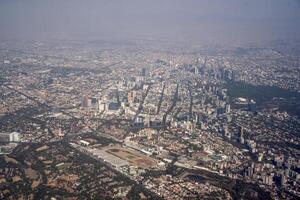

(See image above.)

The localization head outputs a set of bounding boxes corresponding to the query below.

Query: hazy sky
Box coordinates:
[1,0,300,45]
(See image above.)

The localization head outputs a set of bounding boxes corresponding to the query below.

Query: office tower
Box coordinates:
[98,102,106,111]
[141,68,147,76]
[194,66,199,74]
[280,174,287,187]
[128,91,136,103]
[91,97,99,111]
[225,104,231,114]
[246,166,253,177]
[238,126,244,144]
[195,113,200,125]
[82,96,91,108]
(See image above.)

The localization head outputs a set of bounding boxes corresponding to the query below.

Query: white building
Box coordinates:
[10,132,20,142]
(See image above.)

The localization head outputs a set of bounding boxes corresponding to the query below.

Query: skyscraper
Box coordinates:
[225,104,231,114]
[238,126,244,144]
[141,68,147,76]
[128,91,136,104]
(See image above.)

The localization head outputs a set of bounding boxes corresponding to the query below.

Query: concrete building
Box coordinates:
[0,132,20,143]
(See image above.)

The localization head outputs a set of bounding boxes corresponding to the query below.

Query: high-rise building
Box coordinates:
[280,174,287,187]
[246,166,253,177]
[141,68,147,76]
[195,113,200,125]
[98,102,106,111]
[82,96,91,108]
[225,104,231,114]
[194,66,199,74]
[127,91,136,103]
[238,126,244,144]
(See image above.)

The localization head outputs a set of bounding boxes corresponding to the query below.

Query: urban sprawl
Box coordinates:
[0,40,300,200]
